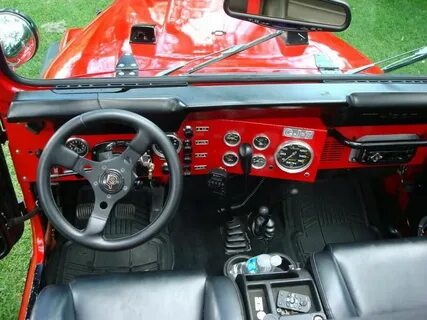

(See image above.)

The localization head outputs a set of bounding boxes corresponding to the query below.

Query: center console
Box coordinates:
[226,255,326,320]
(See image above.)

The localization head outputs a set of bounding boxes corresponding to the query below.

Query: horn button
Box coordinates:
[99,169,125,194]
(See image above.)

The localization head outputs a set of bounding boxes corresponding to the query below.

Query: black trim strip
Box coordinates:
[347,92,427,108]
[329,128,427,149]
[7,82,427,122]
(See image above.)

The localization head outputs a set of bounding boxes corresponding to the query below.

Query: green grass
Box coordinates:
[0,1,426,319]
[340,0,427,75]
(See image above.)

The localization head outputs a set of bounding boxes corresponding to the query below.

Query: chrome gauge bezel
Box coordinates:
[222,151,239,167]
[152,133,182,158]
[224,131,241,147]
[274,141,314,174]
[252,154,267,169]
[65,137,89,157]
[253,134,270,151]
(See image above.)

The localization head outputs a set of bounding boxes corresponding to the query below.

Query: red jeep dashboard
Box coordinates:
[5,107,427,185]
[4,84,427,186]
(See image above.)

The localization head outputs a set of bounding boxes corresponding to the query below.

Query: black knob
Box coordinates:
[162,162,169,174]
[238,143,253,177]
[259,206,269,217]
[184,155,192,164]
[183,126,193,138]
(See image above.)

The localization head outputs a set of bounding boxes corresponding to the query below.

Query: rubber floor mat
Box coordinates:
[283,178,380,264]
[48,189,173,284]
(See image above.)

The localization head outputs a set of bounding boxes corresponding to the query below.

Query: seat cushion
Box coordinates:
[31,271,245,320]
[310,237,427,319]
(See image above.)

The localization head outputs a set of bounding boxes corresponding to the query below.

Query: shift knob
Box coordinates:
[258,206,270,217]
[239,143,253,177]
[253,206,271,237]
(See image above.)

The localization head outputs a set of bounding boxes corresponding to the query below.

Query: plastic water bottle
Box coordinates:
[231,254,282,278]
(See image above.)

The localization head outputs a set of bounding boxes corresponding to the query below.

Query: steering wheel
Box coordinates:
[36,109,183,251]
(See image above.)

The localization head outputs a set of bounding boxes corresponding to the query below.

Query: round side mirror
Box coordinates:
[0,9,39,69]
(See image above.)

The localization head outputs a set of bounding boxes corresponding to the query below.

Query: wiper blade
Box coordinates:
[382,47,427,73]
[346,46,427,74]
[157,30,283,76]
[186,30,283,74]
[156,47,232,76]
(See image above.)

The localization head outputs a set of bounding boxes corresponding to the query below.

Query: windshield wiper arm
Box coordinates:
[157,31,284,77]
[186,30,283,74]
[158,30,283,76]
[382,47,427,73]
[346,46,427,74]
[156,47,233,76]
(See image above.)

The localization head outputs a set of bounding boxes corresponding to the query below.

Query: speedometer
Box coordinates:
[275,141,313,173]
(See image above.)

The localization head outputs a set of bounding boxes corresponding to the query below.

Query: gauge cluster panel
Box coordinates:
[8,108,427,185]
[180,118,328,182]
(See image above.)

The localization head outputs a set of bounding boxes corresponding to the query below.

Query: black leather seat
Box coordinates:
[310,238,427,319]
[31,271,245,320]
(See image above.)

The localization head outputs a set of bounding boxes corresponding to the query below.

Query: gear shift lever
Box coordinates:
[250,206,275,240]
[239,143,253,179]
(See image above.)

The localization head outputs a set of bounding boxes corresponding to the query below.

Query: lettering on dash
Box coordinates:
[283,128,314,140]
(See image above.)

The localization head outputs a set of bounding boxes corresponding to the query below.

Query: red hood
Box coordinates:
[44,0,376,79]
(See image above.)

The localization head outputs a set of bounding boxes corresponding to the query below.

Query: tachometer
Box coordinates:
[224,131,241,147]
[275,141,313,173]
[65,137,89,157]
[222,152,239,167]
[152,134,182,158]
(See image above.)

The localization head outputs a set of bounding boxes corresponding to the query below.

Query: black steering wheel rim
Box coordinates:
[36,109,183,251]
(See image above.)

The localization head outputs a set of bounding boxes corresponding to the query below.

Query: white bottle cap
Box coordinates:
[270,255,282,267]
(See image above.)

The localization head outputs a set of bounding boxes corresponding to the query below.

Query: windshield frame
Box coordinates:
[1,47,426,89]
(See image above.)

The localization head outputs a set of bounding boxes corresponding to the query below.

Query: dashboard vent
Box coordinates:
[321,137,346,162]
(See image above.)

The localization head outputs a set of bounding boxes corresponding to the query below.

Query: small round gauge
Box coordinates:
[252,154,267,169]
[65,137,89,157]
[275,141,313,173]
[224,131,241,147]
[222,152,239,167]
[253,135,270,150]
[152,134,182,158]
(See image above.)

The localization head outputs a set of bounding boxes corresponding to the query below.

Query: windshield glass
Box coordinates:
[1,0,425,80]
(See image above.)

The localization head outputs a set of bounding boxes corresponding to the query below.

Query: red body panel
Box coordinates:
[44,0,381,78]
[0,74,48,320]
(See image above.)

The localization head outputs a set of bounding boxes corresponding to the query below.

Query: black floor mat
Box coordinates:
[171,178,292,275]
[283,178,380,264]
[171,180,227,275]
[47,189,173,284]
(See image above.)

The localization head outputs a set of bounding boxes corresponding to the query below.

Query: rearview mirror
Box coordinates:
[224,0,351,32]
[0,9,39,69]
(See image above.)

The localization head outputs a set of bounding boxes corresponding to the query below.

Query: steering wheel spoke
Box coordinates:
[83,195,114,236]
[51,145,101,182]
[119,129,152,168]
